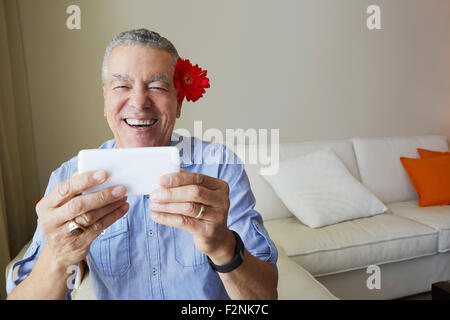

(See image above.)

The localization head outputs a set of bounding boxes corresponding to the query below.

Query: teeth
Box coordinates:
[125,119,157,126]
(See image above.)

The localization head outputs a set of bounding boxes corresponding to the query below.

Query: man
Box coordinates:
[6,29,278,299]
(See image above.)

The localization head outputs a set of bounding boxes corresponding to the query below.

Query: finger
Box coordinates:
[82,202,130,242]
[150,210,199,234]
[74,197,128,227]
[150,202,215,220]
[40,170,108,209]
[158,171,225,191]
[151,185,222,207]
[58,184,127,224]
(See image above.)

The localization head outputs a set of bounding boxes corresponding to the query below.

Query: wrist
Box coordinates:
[43,244,75,277]
[24,244,72,299]
[207,229,236,266]
[50,258,72,276]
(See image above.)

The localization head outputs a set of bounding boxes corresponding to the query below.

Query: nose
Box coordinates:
[130,86,150,110]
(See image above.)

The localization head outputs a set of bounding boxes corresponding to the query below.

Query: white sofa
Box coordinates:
[244,135,450,299]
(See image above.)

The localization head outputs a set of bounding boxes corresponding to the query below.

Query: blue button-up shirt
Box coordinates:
[6,133,278,299]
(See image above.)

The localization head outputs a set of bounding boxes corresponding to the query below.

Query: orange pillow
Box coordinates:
[417,148,450,158]
[400,155,450,207]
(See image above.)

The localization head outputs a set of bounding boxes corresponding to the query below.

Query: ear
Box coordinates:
[176,99,183,118]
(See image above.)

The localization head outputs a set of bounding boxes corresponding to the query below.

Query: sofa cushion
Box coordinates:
[264,213,438,276]
[244,162,293,221]
[241,139,360,221]
[400,156,450,207]
[277,140,361,181]
[276,245,339,300]
[260,148,387,228]
[352,135,449,204]
[418,148,450,158]
[388,200,450,253]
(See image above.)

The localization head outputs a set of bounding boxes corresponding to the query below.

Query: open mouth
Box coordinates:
[123,118,158,130]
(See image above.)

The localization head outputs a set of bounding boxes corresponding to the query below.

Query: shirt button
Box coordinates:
[148,230,154,237]
[152,268,157,276]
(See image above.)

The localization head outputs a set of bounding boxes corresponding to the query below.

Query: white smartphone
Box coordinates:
[77,146,180,196]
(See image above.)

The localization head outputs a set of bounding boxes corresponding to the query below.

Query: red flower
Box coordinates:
[173,58,210,102]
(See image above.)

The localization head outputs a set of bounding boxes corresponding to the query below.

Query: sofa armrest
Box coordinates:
[5,240,31,287]
[71,264,96,300]
[276,245,339,300]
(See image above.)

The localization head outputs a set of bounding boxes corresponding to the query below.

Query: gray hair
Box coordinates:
[101,28,179,84]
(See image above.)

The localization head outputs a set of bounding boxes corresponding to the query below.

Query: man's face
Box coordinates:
[103,45,182,148]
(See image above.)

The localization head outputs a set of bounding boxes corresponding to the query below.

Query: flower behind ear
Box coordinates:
[173,58,210,102]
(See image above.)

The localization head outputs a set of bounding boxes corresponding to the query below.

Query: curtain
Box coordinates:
[0,0,41,299]
[0,163,10,300]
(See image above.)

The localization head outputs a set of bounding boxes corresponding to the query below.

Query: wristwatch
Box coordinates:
[207,230,245,273]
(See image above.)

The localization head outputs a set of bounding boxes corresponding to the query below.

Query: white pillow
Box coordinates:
[260,148,387,228]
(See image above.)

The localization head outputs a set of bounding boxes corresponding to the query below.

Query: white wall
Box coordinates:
[15,0,450,193]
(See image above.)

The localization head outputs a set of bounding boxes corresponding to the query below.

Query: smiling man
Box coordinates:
[103,40,178,148]
[6,29,278,300]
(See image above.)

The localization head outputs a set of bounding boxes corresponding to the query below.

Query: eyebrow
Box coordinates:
[147,75,170,87]
[110,74,133,84]
[110,74,170,87]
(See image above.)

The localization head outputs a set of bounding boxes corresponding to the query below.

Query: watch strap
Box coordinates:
[207,231,244,273]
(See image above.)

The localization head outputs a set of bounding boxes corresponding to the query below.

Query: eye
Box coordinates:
[114,86,129,90]
[149,86,168,92]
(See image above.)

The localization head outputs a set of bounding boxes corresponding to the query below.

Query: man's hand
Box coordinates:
[150,170,236,265]
[36,170,129,270]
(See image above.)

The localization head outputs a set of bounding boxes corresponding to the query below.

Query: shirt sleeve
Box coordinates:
[6,162,76,298]
[218,145,278,272]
